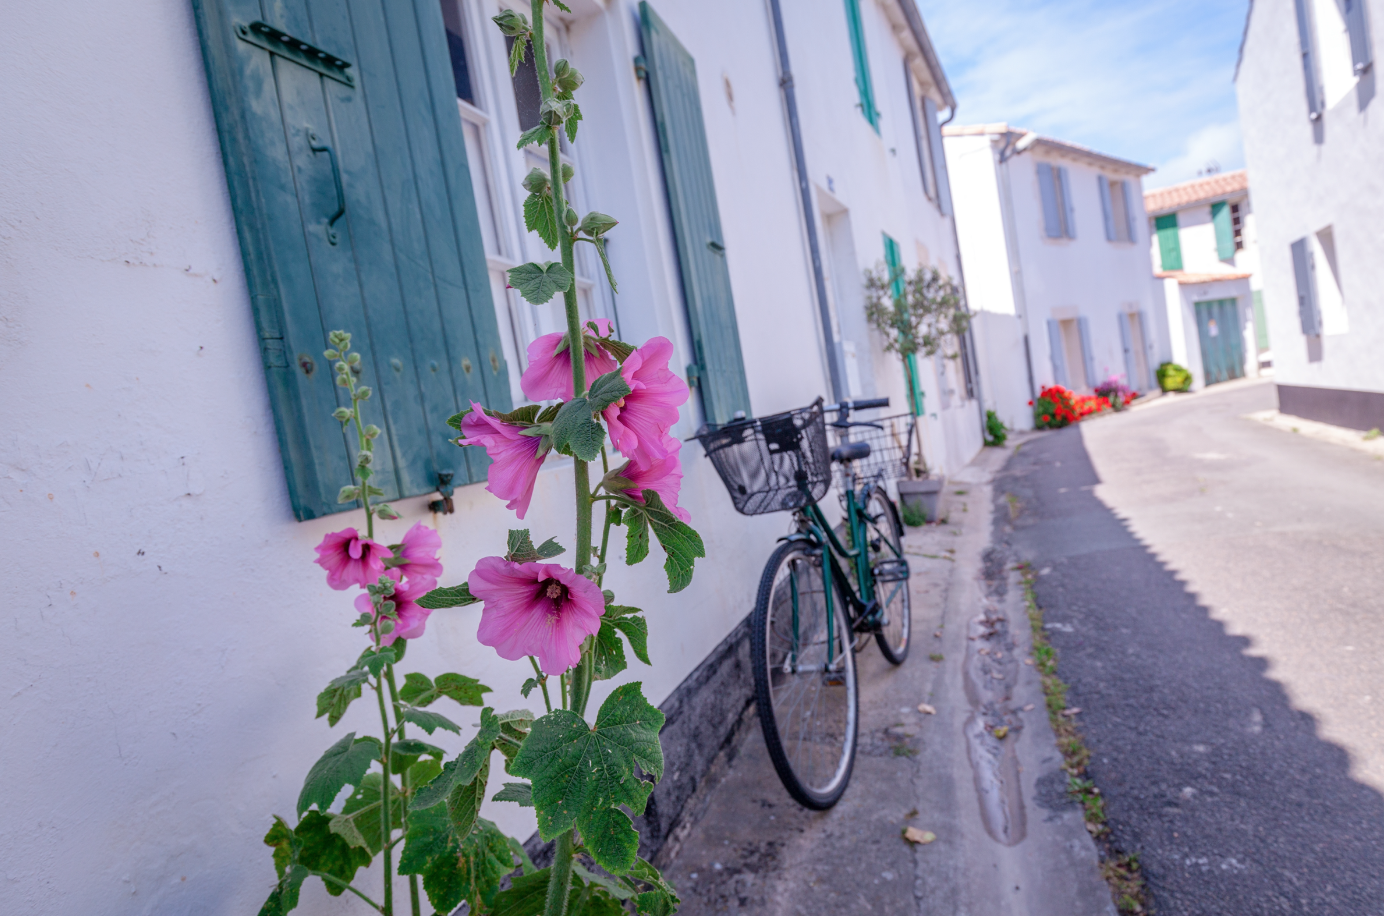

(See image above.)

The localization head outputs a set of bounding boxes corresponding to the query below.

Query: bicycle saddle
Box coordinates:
[830,441,871,463]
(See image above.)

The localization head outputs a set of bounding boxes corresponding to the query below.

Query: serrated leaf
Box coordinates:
[516,122,553,149]
[398,672,491,708]
[411,708,502,810]
[575,864,638,900]
[536,402,562,423]
[447,755,490,838]
[604,602,641,617]
[337,771,402,854]
[565,99,583,143]
[578,805,640,875]
[497,709,535,773]
[418,582,479,609]
[453,818,515,913]
[493,781,534,806]
[398,672,436,706]
[521,677,540,699]
[327,811,370,850]
[401,707,461,735]
[406,815,519,915]
[643,491,705,593]
[297,733,381,817]
[506,528,565,563]
[391,737,445,768]
[446,409,471,432]
[508,260,572,304]
[292,811,372,897]
[610,615,651,665]
[397,802,452,877]
[586,368,632,413]
[624,857,680,915]
[315,668,367,726]
[354,645,397,678]
[551,397,605,460]
[524,190,559,250]
[591,618,628,681]
[491,868,579,916]
[624,507,650,565]
[551,0,572,12]
[496,403,543,425]
[257,863,308,916]
[509,682,664,841]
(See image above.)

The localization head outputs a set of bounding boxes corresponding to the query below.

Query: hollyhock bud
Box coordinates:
[520,318,619,402]
[354,574,437,645]
[458,402,548,518]
[492,8,528,36]
[603,337,689,469]
[383,522,444,582]
[469,557,605,675]
[314,528,389,590]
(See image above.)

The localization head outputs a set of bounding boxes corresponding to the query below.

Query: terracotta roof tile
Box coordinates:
[1144,170,1249,214]
[1155,269,1253,284]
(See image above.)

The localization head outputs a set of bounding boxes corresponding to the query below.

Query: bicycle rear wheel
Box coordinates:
[866,488,911,665]
[751,539,859,809]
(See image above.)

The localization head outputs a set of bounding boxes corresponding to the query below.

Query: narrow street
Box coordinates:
[995,378,1384,914]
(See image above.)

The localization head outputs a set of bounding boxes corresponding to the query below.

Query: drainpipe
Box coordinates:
[767,0,845,402]
[997,129,1038,402]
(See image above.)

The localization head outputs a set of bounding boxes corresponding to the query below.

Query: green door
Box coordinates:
[1194,298,1244,385]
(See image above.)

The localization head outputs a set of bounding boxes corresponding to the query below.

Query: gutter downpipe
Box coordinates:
[767,0,845,402]
[997,130,1038,403]
[938,104,990,442]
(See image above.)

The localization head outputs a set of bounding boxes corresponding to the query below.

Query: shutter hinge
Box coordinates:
[633,55,648,81]
[428,471,456,515]
[686,362,702,389]
[235,21,355,87]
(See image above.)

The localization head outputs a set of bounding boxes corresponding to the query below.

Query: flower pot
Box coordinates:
[897,476,945,523]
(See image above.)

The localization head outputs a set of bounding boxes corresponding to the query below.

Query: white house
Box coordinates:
[0,0,974,912]
[1236,0,1384,430]
[1145,169,1267,390]
[943,124,1159,431]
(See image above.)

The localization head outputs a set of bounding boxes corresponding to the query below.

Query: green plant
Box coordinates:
[1156,361,1192,392]
[900,501,929,527]
[863,263,970,361]
[984,409,1007,446]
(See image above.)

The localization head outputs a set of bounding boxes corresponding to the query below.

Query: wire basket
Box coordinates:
[695,400,832,516]
[831,412,917,490]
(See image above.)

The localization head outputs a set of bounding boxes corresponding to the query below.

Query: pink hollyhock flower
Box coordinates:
[355,575,438,646]
[458,402,547,519]
[616,437,690,522]
[314,528,389,590]
[521,318,620,402]
[469,557,605,675]
[382,522,444,583]
[603,336,689,469]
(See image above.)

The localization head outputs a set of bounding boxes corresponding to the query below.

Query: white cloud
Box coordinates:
[1144,121,1246,189]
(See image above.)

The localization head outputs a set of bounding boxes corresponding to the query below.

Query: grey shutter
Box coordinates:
[1077,316,1097,388]
[1294,0,1325,119]
[904,64,934,201]
[1290,237,1321,335]
[1058,165,1077,238]
[640,1,751,424]
[1118,313,1137,389]
[1121,180,1139,242]
[191,0,508,520]
[1346,0,1374,74]
[923,95,953,216]
[1037,163,1062,238]
[1136,310,1157,389]
[1098,176,1115,241]
[1046,319,1068,387]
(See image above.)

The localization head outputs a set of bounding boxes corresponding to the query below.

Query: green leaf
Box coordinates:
[492,868,577,916]
[398,672,491,708]
[610,615,651,665]
[642,491,705,593]
[564,100,583,143]
[580,805,641,874]
[524,190,560,250]
[400,805,510,915]
[592,236,619,293]
[586,368,632,413]
[624,507,650,565]
[505,528,566,563]
[625,857,681,915]
[397,802,452,877]
[452,818,515,913]
[574,864,637,900]
[397,672,435,706]
[264,815,298,881]
[591,618,629,681]
[336,771,402,854]
[297,733,381,817]
[445,408,471,432]
[508,260,572,304]
[418,582,479,609]
[401,707,461,735]
[509,682,664,841]
[551,397,605,460]
[257,862,308,916]
[496,709,535,772]
[516,122,553,149]
[315,669,368,727]
[551,0,572,13]
[492,781,534,807]
[354,645,397,678]
[294,810,372,896]
[411,708,501,810]
[521,677,540,699]
[391,737,445,771]
[581,888,631,916]
[447,755,490,838]
[506,28,527,75]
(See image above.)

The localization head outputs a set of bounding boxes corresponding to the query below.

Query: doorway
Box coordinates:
[1195,298,1245,385]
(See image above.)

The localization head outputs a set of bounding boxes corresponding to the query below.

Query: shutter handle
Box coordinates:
[307,128,346,245]
[707,239,725,254]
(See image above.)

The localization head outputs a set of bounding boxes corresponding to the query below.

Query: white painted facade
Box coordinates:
[943,125,1160,432]
[1236,0,1384,399]
[0,1,975,913]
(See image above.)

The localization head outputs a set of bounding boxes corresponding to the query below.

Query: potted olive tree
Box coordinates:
[863,261,969,524]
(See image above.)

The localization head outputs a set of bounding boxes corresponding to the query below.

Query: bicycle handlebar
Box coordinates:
[823,397,890,414]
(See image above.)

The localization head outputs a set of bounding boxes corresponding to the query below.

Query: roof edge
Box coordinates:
[896,0,956,110]
[1027,136,1153,175]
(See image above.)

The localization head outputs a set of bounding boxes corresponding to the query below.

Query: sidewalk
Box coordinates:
[658,444,1115,914]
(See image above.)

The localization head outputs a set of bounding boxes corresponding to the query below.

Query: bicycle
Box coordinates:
[696,397,913,809]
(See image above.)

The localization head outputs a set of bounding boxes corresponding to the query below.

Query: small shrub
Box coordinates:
[1094,377,1135,410]
[984,408,1008,446]
[1156,361,1192,392]
[1033,385,1077,428]
[901,501,928,527]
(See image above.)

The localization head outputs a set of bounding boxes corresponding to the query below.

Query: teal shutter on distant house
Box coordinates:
[1345,0,1373,75]
[1211,201,1236,260]
[191,0,508,521]
[640,2,751,425]
[883,234,924,415]
[1155,213,1183,271]
[844,0,879,131]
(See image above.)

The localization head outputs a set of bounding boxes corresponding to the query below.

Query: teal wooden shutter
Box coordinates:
[1098,176,1115,241]
[844,0,879,131]
[1120,180,1139,242]
[883,234,924,415]
[1077,316,1096,388]
[922,96,953,216]
[1211,201,1236,260]
[1290,237,1321,335]
[1346,0,1373,74]
[1155,214,1183,270]
[640,2,751,425]
[1058,166,1077,238]
[1045,319,1068,387]
[191,0,509,520]
[1294,0,1324,119]
[1037,164,1062,238]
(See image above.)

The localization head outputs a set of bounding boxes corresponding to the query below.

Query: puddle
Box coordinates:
[963,605,1027,845]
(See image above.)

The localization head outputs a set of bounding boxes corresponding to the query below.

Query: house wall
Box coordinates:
[0,1,971,913]
[1237,0,1384,409]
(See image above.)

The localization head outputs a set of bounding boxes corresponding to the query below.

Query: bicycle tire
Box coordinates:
[751,539,859,810]
[866,490,911,665]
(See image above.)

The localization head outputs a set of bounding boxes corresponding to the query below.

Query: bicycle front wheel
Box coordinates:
[751,539,859,809]
[866,488,911,665]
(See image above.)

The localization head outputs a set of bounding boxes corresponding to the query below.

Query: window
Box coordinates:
[1155,213,1183,271]
[1295,0,1374,119]
[1045,317,1095,391]
[844,0,879,131]
[1230,202,1244,250]
[1038,163,1076,239]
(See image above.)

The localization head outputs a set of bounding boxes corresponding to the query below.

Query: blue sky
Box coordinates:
[914,0,1251,188]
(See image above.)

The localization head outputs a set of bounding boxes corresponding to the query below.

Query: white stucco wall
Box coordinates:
[1237,0,1384,394]
[0,1,974,913]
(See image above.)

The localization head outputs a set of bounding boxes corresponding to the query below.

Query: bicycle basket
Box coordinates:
[695,399,831,516]
[831,412,916,490]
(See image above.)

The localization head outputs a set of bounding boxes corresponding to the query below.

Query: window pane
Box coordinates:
[438,1,475,104]
[509,37,543,130]
[462,119,500,256]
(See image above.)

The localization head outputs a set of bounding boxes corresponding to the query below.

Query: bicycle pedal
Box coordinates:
[872,558,910,582]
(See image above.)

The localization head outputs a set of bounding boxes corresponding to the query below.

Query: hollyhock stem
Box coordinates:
[375,671,395,916]
[384,665,421,916]
[529,656,553,714]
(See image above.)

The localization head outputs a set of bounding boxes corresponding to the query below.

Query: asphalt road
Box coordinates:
[994,379,1384,915]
